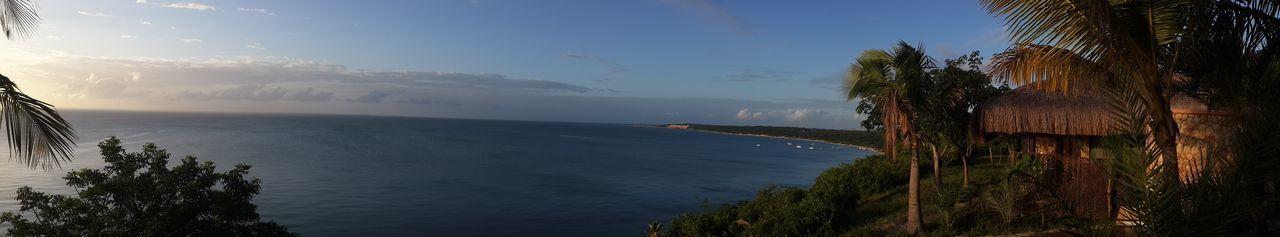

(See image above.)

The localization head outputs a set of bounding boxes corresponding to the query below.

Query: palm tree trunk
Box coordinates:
[1139,81,1180,180]
[962,146,971,187]
[929,144,943,186]
[905,139,924,235]
[1151,112,1181,181]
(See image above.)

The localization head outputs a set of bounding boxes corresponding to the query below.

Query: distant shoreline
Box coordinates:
[639,124,883,154]
[686,129,883,154]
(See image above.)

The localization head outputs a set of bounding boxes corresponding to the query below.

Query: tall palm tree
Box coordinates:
[0,0,77,168]
[844,41,934,235]
[978,0,1280,179]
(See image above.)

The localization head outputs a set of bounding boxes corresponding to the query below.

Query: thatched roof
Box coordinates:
[975,82,1117,137]
[974,81,1215,137]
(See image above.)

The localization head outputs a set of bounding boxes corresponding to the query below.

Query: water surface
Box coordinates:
[0,110,870,236]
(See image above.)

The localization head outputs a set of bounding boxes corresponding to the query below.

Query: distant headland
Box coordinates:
[652,123,882,153]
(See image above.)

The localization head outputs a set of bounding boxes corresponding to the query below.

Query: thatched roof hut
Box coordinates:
[973,81,1215,138]
[975,82,1116,137]
[972,80,1231,220]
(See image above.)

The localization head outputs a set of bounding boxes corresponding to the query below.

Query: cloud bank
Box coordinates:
[77,11,114,18]
[6,53,860,129]
[162,3,217,11]
[237,8,276,16]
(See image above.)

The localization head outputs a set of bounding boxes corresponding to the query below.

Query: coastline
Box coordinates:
[641,125,882,154]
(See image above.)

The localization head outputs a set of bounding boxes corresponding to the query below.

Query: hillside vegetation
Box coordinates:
[662,124,882,151]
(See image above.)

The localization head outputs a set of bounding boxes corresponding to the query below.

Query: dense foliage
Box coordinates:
[665,160,864,236]
[0,137,296,237]
[844,155,909,195]
[668,124,882,150]
[979,0,1280,235]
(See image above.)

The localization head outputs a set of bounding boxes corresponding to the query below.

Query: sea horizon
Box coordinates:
[0,110,871,236]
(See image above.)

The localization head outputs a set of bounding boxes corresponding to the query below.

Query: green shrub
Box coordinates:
[736,186,837,236]
[667,200,745,236]
[847,155,909,195]
[0,137,295,237]
[809,160,865,224]
[665,162,864,236]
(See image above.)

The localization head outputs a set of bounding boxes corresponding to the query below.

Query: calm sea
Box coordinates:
[0,110,870,236]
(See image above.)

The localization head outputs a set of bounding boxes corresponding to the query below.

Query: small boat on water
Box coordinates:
[755,144,761,147]
[795,145,802,148]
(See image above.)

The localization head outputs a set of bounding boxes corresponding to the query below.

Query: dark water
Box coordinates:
[0,110,870,236]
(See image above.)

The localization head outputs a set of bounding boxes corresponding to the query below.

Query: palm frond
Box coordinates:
[1100,78,1246,236]
[989,44,1113,94]
[844,49,893,101]
[0,74,76,168]
[0,0,38,39]
[979,0,1119,62]
[844,42,935,162]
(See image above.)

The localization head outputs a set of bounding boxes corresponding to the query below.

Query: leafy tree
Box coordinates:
[0,137,296,237]
[843,41,934,234]
[844,155,909,195]
[917,52,1009,187]
[0,0,78,168]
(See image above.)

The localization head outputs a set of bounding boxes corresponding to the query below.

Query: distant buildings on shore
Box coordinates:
[664,124,690,129]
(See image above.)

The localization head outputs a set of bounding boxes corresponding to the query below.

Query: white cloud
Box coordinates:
[782,109,824,122]
[15,55,600,99]
[179,38,203,43]
[119,35,140,39]
[0,54,875,128]
[53,73,148,99]
[45,35,63,40]
[161,2,217,11]
[178,85,335,102]
[136,0,147,3]
[736,109,761,120]
[77,11,113,17]
[245,42,265,50]
[348,90,396,103]
[140,21,152,25]
[734,108,829,122]
[237,8,276,16]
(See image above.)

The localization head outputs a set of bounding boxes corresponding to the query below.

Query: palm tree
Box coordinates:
[844,41,934,235]
[647,221,662,237]
[981,1,1280,234]
[978,0,1280,180]
[0,0,77,168]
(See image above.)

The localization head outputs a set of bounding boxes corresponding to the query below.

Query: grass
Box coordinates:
[840,156,1059,236]
[659,153,1070,236]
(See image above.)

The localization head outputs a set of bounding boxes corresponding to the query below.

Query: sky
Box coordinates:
[0,0,1011,129]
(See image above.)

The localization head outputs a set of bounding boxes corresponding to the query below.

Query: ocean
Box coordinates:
[0,110,871,236]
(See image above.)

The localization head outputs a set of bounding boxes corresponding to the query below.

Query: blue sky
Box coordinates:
[0,0,1011,129]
